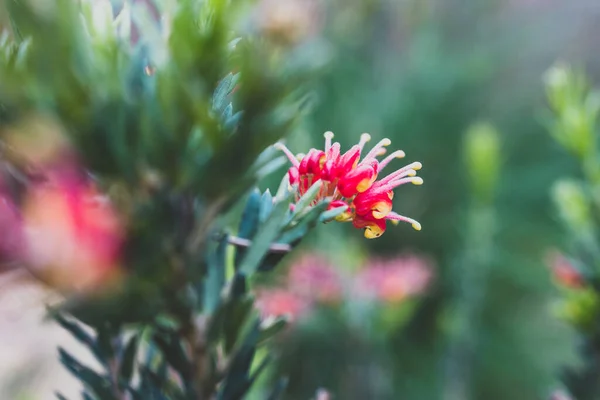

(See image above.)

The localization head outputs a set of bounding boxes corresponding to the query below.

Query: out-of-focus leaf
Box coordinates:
[58,348,114,399]
[118,334,139,388]
[257,318,288,346]
[238,198,290,275]
[218,319,261,400]
[204,234,228,313]
[259,189,274,223]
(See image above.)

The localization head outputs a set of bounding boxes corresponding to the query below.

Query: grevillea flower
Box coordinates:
[255,289,311,322]
[287,254,343,304]
[355,255,433,303]
[276,131,423,238]
[21,169,124,291]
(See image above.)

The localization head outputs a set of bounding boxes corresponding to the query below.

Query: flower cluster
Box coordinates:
[353,255,433,303]
[255,253,434,322]
[276,132,423,238]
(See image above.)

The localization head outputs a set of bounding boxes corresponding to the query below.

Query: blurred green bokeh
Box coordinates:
[259,0,600,399]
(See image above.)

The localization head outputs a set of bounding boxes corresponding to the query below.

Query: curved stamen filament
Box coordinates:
[324,131,334,153]
[379,150,406,170]
[379,162,422,185]
[386,212,422,231]
[364,138,391,160]
[274,143,300,167]
[376,177,423,193]
[358,133,372,151]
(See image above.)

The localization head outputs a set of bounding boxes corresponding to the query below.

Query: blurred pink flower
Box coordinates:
[287,254,343,304]
[21,170,124,291]
[355,254,433,303]
[545,250,584,289]
[255,289,311,322]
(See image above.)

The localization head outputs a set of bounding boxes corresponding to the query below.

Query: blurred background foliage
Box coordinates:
[254,0,600,399]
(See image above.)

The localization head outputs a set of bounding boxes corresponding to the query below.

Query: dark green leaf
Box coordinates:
[257,317,288,345]
[51,312,94,348]
[259,190,274,223]
[204,234,228,314]
[58,348,115,400]
[118,334,139,388]
[151,332,191,380]
[238,199,290,275]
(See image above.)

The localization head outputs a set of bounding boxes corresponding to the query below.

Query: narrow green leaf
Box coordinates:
[151,333,191,380]
[238,199,290,275]
[259,190,274,223]
[257,318,288,345]
[204,234,228,313]
[51,312,94,348]
[118,334,139,388]
[292,180,323,215]
[58,348,114,399]
[319,204,348,223]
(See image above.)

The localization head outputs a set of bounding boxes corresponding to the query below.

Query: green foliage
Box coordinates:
[544,65,600,400]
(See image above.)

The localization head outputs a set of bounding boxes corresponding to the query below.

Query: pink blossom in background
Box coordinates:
[255,289,311,322]
[355,254,433,303]
[287,254,343,304]
[21,170,124,291]
[545,250,584,289]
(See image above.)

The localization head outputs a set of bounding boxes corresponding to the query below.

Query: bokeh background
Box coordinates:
[2,0,600,399]
[253,0,600,399]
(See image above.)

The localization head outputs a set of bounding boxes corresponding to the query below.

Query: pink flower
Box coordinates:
[276,131,423,238]
[255,289,311,322]
[287,254,343,304]
[355,255,433,303]
[20,170,124,291]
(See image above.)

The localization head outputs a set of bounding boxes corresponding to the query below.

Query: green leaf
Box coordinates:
[58,348,115,400]
[257,317,288,345]
[151,332,191,380]
[219,319,261,400]
[118,334,139,388]
[224,295,255,354]
[259,190,274,223]
[238,198,290,275]
[292,180,323,216]
[319,204,348,223]
[204,234,228,313]
[51,312,94,348]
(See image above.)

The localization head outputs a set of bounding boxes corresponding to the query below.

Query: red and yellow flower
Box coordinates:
[276,131,423,238]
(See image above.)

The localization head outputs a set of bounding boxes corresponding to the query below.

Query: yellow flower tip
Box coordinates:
[273,142,285,150]
[381,138,392,147]
[411,177,424,185]
[364,228,382,239]
[324,131,335,140]
[390,219,400,226]
[412,162,423,170]
[407,169,417,177]
[296,153,305,161]
[395,150,406,159]
[376,149,387,156]
[412,221,422,231]
[360,133,372,143]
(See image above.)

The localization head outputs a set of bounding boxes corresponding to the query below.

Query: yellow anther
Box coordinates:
[411,177,424,185]
[412,221,422,231]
